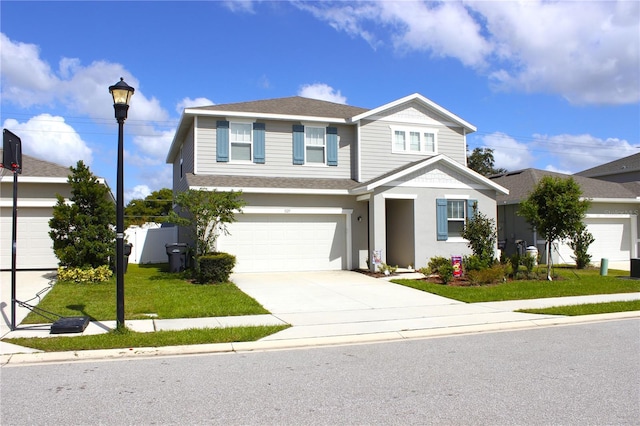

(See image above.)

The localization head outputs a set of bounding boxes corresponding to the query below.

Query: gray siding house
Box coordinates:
[491,169,640,266]
[166,93,508,273]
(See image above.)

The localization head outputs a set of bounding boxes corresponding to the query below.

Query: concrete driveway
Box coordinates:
[0,270,56,338]
[230,270,511,341]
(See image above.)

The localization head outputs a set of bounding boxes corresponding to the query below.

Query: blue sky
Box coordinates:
[1,1,638,202]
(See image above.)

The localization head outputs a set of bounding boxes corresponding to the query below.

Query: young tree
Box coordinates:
[467,147,507,176]
[165,189,245,257]
[518,176,590,280]
[49,161,115,268]
[124,187,173,228]
[569,224,595,269]
[461,202,497,267]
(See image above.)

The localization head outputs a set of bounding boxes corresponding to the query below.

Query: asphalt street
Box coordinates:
[2,318,638,425]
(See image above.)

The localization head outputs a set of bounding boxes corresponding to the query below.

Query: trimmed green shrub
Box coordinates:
[427,256,451,275]
[463,255,487,272]
[439,263,454,285]
[57,265,113,283]
[467,264,506,285]
[197,252,236,284]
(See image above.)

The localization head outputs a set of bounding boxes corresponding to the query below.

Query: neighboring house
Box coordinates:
[490,169,640,265]
[166,94,508,273]
[575,153,640,184]
[0,152,113,270]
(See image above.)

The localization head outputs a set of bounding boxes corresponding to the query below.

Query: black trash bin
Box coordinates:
[124,243,133,273]
[165,243,188,272]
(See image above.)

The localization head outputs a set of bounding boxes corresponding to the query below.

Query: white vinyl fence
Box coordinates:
[125,224,179,264]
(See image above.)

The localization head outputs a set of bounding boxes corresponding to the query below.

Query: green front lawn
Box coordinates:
[392,267,640,303]
[21,264,269,324]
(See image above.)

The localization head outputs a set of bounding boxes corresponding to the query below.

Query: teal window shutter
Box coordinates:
[436,198,448,241]
[467,199,477,222]
[253,122,265,164]
[326,127,338,166]
[216,121,229,162]
[292,125,304,165]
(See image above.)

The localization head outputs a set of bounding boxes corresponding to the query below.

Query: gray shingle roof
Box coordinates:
[0,150,70,178]
[186,173,360,191]
[490,168,640,204]
[189,96,369,120]
[575,153,640,178]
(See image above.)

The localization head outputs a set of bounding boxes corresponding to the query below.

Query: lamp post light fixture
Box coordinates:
[109,77,134,330]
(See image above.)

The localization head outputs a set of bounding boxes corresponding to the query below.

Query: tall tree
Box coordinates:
[165,189,245,257]
[124,187,173,228]
[49,161,115,268]
[467,147,507,176]
[518,176,590,280]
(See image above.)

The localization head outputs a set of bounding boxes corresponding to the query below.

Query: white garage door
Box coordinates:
[217,214,346,273]
[555,217,631,264]
[1,207,58,269]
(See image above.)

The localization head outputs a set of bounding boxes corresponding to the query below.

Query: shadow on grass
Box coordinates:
[66,304,96,321]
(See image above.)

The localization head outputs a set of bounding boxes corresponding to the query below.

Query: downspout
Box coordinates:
[463,128,467,166]
[193,115,198,174]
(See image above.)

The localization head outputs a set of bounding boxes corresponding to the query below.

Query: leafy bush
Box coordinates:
[460,202,497,266]
[196,252,236,284]
[467,264,506,285]
[509,254,521,276]
[377,263,398,275]
[463,255,488,272]
[522,253,537,275]
[427,256,456,284]
[569,226,595,269]
[427,256,451,275]
[438,263,454,285]
[57,265,113,283]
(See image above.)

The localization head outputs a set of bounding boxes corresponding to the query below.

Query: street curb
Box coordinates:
[2,311,638,366]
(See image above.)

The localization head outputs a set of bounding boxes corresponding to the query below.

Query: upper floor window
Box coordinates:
[292,125,338,166]
[391,126,437,154]
[230,122,252,161]
[305,126,326,164]
[216,121,265,164]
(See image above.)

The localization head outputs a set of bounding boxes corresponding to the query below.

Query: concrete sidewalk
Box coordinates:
[2,268,639,364]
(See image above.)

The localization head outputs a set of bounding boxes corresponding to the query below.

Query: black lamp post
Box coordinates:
[109,78,134,330]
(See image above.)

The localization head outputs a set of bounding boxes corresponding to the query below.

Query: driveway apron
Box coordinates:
[230,271,495,340]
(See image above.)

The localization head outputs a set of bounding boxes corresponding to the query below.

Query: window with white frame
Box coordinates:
[447,200,466,238]
[391,127,437,154]
[305,126,326,164]
[230,122,252,161]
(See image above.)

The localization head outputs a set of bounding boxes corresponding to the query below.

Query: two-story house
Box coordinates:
[166,93,508,273]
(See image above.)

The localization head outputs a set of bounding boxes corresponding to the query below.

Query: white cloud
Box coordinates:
[0,33,57,107]
[476,1,640,105]
[176,97,214,115]
[292,1,639,105]
[131,129,176,164]
[0,32,170,124]
[2,115,93,167]
[531,133,637,173]
[479,132,534,171]
[125,185,151,203]
[298,83,347,104]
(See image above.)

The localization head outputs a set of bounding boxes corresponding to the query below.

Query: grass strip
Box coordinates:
[517,300,640,316]
[392,268,640,303]
[4,325,290,352]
